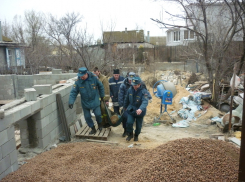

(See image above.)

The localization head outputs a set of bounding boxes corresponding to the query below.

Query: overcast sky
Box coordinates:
[0,0,181,40]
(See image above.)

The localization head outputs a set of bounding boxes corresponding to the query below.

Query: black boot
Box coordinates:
[126,132,133,141]
[89,126,96,135]
[134,134,138,141]
[98,122,103,131]
[122,129,127,137]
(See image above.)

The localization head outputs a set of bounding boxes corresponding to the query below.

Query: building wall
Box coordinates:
[0,47,6,67]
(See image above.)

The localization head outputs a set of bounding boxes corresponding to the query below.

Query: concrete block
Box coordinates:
[35,115,50,130]
[69,70,74,73]
[19,103,32,119]
[24,88,37,101]
[35,79,47,84]
[0,146,2,160]
[31,100,41,113]
[18,119,27,129]
[9,150,17,165]
[52,102,57,111]
[38,133,51,148]
[0,109,4,119]
[7,126,15,141]
[4,161,18,177]
[33,84,52,95]
[0,129,8,146]
[39,95,49,108]
[20,128,29,140]
[0,155,11,174]
[52,69,62,74]
[0,113,14,132]
[21,139,29,147]
[0,170,5,181]
[2,139,16,158]
[50,124,62,141]
[47,94,56,105]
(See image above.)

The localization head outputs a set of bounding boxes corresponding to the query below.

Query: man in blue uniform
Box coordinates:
[123,77,149,142]
[69,67,105,135]
[109,69,124,115]
[118,72,135,137]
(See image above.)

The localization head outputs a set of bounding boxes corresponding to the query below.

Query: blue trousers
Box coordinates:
[126,114,144,135]
[121,110,128,129]
[83,106,102,128]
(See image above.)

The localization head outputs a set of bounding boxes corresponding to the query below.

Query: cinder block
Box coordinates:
[47,94,56,105]
[35,115,50,130]
[33,84,52,95]
[52,102,57,111]
[39,96,49,108]
[20,139,29,147]
[0,109,4,119]
[0,170,5,181]
[9,150,17,165]
[52,69,62,74]
[69,70,74,73]
[20,128,29,140]
[38,133,51,148]
[18,103,32,119]
[0,130,8,146]
[35,79,47,84]
[50,124,62,141]
[7,126,15,141]
[31,100,41,113]
[24,88,37,101]
[0,155,11,175]
[0,146,2,160]
[4,161,18,177]
[2,139,16,158]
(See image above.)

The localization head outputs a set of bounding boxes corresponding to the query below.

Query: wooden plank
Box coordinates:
[85,139,118,145]
[75,124,87,135]
[102,128,111,141]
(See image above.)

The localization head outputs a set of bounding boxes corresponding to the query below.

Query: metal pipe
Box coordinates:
[238,74,245,181]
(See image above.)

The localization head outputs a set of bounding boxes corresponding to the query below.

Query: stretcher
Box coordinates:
[102,101,124,127]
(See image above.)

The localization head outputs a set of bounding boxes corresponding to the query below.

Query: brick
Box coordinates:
[0,129,8,146]
[24,88,37,101]
[2,139,16,158]
[0,155,11,174]
[7,126,15,141]
[33,84,52,95]
[4,161,18,177]
[9,150,17,165]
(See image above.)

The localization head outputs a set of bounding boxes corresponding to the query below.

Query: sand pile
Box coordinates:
[2,138,239,182]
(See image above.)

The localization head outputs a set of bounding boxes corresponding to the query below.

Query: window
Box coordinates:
[174,31,180,41]
[184,30,195,40]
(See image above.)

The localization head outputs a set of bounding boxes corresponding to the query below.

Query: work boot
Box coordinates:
[122,129,127,137]
[102,123,111,128]
[126,132,133,141]
[134,134,139,141]
[98,122,103,131]
[89,126,96,135]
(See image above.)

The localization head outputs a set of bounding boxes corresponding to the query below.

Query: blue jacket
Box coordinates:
[123,85,149,117]
[109,76,124,103]
[69,71,105,109]
[118,78,152,107]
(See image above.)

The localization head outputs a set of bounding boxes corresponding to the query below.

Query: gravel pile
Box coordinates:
[2,138,239,182]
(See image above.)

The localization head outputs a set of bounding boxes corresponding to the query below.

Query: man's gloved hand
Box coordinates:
[69,104,73,109]
[149,99,152,103]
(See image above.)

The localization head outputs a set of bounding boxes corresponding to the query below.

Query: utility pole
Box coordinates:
[238,73,245,182]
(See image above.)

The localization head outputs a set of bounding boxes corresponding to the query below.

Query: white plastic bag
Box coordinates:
[230,75,240,88]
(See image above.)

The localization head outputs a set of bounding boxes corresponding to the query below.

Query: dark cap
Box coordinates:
[113,69,120,74]
[77,67,87,77]
[131,77,141,85]
[128,72,135,81]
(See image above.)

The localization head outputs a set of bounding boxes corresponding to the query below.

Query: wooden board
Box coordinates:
[75,123,111,141]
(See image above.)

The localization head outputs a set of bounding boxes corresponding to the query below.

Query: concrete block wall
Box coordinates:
[16,75,34,99]
[33,73,77,85]
[0,75,15,100]
[0,126,18,180]
[32,84,78,148]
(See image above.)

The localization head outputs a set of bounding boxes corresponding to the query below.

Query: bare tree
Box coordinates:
[152,0,243,105]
